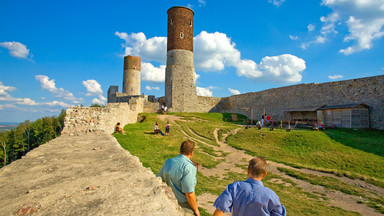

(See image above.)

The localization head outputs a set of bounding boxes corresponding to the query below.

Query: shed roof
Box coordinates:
[286,105,326,112]
[318,103,370,110]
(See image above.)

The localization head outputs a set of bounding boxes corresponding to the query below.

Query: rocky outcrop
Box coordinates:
[0,134,183,216]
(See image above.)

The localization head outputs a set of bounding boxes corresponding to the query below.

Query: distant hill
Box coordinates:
[0,122,19,132]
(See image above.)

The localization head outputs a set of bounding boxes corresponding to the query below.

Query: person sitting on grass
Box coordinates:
[114,122,125,135]
[154,122,164,136]
[213,157,286,216]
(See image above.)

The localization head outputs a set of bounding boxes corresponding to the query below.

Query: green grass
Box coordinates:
[278,167,384,214]
[114,113,218,173]
[324,128,384,157]
[176,113,240,142]
[263,172,361,216]
[114,113,383,216]
[226,127,384,182]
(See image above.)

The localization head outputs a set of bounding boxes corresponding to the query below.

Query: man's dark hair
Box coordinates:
[248,157,267,178]
[180,140,195,155]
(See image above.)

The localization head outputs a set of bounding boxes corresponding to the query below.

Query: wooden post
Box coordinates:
[251,108,253,125]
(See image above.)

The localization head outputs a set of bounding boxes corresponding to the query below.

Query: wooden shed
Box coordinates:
[317,103,370,128]
[286,105,325,123]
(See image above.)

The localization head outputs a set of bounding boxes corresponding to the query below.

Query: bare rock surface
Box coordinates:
[0,134,183,216]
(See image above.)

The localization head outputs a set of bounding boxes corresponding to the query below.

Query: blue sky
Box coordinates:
[1,0,383,122]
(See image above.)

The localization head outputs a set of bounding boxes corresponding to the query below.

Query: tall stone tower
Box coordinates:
[123,55,141,96]
[165,6,198,112]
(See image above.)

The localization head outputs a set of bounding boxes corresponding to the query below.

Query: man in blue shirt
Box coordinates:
[157,140,200,216]
[213,157,286,216]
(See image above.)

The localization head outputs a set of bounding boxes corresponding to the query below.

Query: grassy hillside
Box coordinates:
[114,113,384,216]
[226,127,384,181]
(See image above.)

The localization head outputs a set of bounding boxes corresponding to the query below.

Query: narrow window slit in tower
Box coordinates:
[190,21,192,27]
[171,19,174,25]
[180,32,184,38]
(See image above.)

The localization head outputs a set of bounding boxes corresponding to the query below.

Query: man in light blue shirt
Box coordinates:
[157,140,200,216]
[213,157,286,216]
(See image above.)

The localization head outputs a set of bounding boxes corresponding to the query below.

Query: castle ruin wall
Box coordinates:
[62,98,145,135]
[206,75,384,129]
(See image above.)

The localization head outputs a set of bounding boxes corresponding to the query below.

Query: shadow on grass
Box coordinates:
[323,128,384,157]
[222,113,252,125]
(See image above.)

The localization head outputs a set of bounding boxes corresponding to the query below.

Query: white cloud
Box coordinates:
[115,31,167,63]
[195,73,200,83]
[0,81,71,111]
[256,54,306,83]
[268,0,286,7]
[303,0,384,54]
[307,24,316,32]
[0,93,70,107]
[0,82,16,96]
[141,62,166,82]
[0,94,38,106]
[228,88,241,95]
[82,80,103,96]
[301,36,326,49]
[196,86,213,97]
[339,15,384,55]
[82,79,106,105]
[194,31,240,71]
[198,0,206,7]
[117,31,305,83]
[35,75,83,103]
[43,101,71,107]
[145,85,160,91]
[328,74,343,80]
[0,104,17,110]
[194,32,305,83]
[16,98,38,106]
[289,35,299,40]
[0,41,30,59]
[92,95,107,105]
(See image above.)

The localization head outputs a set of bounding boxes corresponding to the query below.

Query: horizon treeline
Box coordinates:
[0,110,66,168]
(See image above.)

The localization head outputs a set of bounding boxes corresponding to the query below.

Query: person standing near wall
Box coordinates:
[165,121,171,135]
[261,115,265,127]
[157,140,200,216]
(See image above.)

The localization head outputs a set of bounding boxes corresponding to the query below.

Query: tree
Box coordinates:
[0,109,67,167]
[24,120,31,152]
[0,132,8,167]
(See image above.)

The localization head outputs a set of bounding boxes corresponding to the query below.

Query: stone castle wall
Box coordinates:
[197,96,221,112]
[197,75,384,129]
[62,98,145,135]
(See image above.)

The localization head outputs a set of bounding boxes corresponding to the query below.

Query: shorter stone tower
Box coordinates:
[123,55,141,96]
[165,6,197,112]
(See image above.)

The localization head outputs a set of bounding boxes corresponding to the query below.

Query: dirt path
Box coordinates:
[169,119,383,216]
[0,133,183,216]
